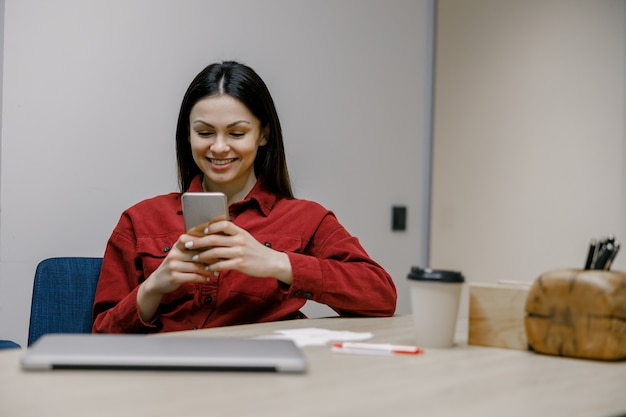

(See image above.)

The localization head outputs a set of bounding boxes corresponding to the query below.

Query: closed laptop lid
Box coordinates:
[21,333,307,373]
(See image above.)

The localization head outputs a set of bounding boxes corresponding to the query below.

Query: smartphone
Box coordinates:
[182,192,228,232]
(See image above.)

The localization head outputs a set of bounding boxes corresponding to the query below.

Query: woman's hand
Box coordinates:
[137,220,293,321]
[136,226,215,321]
[185,220,294,285]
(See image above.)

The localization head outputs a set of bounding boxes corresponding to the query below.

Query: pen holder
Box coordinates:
[524,268,626,361]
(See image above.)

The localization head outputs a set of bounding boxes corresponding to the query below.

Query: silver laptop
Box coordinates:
[21,333,307,373]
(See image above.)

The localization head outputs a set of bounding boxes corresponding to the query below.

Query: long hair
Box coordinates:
[175,61,293,198]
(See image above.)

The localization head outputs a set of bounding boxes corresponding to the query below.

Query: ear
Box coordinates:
[259,126,269,146]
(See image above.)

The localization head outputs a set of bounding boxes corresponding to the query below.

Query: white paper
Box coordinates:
[255,327,374,347]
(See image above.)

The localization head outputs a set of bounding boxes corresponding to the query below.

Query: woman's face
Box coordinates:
[189,94,267,197]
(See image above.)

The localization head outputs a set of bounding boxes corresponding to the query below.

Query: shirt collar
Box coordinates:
[186,175,276,217]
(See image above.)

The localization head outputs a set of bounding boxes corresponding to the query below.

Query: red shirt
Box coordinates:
[93,176,397,334]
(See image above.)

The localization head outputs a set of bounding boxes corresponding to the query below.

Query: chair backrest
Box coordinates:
[28,257,103,346]
[0,340,21,350]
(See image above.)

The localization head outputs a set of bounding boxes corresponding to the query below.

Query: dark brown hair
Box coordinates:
[175,61,293,198]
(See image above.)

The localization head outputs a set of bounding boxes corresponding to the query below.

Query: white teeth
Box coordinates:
[211,159,235,165]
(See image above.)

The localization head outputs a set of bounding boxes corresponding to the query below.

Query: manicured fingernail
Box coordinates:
[204,265,210,271]
[192,254,199,261]
[213,271,219,277]
[185,241,193,249]
[204,227,209,235]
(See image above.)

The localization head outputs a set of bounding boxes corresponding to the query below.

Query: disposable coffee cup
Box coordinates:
[407,267,465,348]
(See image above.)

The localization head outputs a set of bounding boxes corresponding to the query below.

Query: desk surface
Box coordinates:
[1,315,625,417]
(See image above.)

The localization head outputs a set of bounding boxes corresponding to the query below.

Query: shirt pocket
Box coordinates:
[254,233,303,254]
[136,234,180,280]
[136,234,194,307]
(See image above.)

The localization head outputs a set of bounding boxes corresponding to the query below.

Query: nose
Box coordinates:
[210,134,230,154]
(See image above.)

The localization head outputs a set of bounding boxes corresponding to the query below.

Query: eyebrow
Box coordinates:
[192,120,252,128]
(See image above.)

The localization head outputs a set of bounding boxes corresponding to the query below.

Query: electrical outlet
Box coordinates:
[392,206,407,231]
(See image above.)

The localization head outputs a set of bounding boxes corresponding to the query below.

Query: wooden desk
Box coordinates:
[1,315,624,417]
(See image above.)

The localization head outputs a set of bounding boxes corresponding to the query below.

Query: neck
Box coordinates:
[203,175,257,205]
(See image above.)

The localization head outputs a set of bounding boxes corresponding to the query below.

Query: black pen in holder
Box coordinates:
[584,236,620,270]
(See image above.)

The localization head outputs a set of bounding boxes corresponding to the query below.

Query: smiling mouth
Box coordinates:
[209,158,237,165]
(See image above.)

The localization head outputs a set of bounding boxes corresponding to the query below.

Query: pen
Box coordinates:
[583,235,621,270]
[604,241,620,270]
[332,342,424,355]
[593,242,614,270]
[584,239,597,270]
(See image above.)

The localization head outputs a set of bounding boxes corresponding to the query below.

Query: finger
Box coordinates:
[186,222,212,237]
[208,257,244,276]
[170,270,213,285]
[204,220,238,236]
[151,262,213,293]
[175,233,197,251]
[190,251,221,266]
[175,250,219,279]
[185,231,240,254]
[177,233,216,253]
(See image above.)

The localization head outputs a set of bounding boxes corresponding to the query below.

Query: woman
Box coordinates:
[93,61,397,333]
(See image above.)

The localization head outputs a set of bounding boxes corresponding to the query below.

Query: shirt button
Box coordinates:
[294,290,302,297]
[203,296,213,305]
[264,242,272,248]
[163,245,171,252]
[304,292,313,299]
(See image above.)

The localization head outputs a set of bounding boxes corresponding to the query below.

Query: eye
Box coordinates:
[195,130,215,138]
[229,131,245,138]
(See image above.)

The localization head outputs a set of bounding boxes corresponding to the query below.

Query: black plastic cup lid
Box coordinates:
[407,267,464,283]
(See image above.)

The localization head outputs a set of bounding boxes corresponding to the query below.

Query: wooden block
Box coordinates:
[469,282,531,350]
[525,269,626,361]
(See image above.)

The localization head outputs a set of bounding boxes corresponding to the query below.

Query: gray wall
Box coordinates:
[0,0,435,346]
[431,0,626,316]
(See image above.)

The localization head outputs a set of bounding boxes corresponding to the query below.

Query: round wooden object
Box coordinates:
[524,268,626,361]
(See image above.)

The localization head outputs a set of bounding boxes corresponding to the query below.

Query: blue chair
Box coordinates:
[27,257,103,346]
[0,340,21,349]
